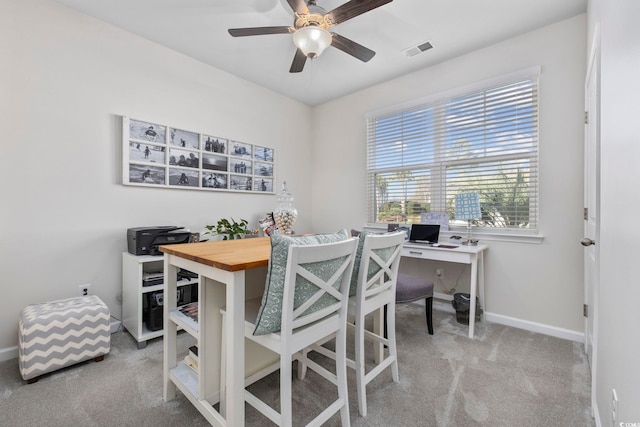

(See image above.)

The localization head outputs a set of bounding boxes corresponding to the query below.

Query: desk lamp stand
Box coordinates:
[462,219,478,246]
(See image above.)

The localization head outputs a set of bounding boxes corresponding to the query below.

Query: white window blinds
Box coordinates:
[366,69,539,231]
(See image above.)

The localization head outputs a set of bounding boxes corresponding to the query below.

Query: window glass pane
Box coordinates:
[367,71,539,231]
[446,159,536,228]
[372,169,431,224]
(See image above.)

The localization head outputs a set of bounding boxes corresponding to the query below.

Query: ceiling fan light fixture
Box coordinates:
[292,26,332,59]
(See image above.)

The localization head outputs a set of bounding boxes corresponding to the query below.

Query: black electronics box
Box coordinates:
[143,283,198,331]
[127,226,196,256]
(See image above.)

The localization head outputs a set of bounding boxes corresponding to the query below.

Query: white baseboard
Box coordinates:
[433,299,455,313]
[484,312,584,342]
[429,300,584,342]
[0,346,18,362]
[110,319,122,334]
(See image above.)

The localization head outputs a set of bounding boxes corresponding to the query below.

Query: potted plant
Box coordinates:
[204,218,249,240]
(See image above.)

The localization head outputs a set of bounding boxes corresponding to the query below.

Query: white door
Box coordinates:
[583,32,600,374]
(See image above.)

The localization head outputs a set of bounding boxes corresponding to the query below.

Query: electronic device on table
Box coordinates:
[127,226,196,256]
[142,268,196,287]
[143,283,198,331]
[408,224,441,245]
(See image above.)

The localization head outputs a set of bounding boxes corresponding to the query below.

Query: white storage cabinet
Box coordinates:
[122,252,198,348]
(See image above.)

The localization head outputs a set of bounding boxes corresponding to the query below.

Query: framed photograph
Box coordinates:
[230,140,252,158]
[129,119,166,143]
[254,161,273,177]
[203,135,227,154]
[254,146,274,162]
[122,116,275,193]
[229,175,252,191]
[202,172,227,189]
[129,164,166,185]
[256,178,273,192]
[170,128,199,149]
[169,148,199,169]
[169,168,199,188]
[128,142,165,164]
[202,153,228,171]
[230,158,252,175]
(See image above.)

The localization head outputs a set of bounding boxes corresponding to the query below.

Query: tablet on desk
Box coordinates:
[408,224,440,244]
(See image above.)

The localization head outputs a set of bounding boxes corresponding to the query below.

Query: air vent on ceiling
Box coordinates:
[403,41,434,57]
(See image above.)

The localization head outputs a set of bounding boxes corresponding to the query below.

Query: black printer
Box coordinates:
[127,226,195,256]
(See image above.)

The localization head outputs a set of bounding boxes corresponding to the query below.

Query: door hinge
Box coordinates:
[584,111,589,125]
[584,207,588,220]
[583,304,589,317]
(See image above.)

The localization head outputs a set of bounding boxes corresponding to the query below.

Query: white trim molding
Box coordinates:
[428,300,584,342]
[485,312,584,342]
[0,346,18,362]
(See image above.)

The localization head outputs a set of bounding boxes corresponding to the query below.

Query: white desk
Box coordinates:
[401,242,488,338]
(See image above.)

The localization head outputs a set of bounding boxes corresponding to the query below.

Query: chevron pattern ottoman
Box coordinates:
[18,295,110,383]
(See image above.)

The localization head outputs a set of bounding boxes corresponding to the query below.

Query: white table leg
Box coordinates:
[163,258,178,401]
[468,254,478,339]
[478,251,485,322]
[225,271,245,427]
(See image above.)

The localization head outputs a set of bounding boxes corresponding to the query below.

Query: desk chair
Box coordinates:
[220,236,358,427]
[393,273,434,335]
[299,231,406,417]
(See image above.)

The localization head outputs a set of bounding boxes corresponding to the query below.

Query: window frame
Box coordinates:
[365,67,542,240]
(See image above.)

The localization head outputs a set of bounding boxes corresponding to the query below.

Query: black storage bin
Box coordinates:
[451,292,482,325]
[143,284,198,331]
[143,290,165,331]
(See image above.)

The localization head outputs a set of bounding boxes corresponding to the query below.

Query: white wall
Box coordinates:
[0,0,591,359]
[588,0,640,424]
[0,0,313,355]
[310,16,587,336]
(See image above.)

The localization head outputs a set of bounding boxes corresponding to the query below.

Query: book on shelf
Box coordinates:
[184,354,198,373]
[178,302,198,322]
[188,345,198,359]
[184,345,198,372]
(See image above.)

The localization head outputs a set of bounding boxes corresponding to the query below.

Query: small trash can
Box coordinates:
[451,293,482,325]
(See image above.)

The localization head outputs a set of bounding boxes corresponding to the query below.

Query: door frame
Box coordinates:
[584,25,600,415]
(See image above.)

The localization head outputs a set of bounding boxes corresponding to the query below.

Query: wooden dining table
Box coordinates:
[160,237,274,427]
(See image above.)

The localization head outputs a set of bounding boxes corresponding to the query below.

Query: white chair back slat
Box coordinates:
[291,303,341,330]
[283,240,356,334]
[356,233,405,305]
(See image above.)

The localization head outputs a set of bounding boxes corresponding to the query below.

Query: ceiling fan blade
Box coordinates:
[330,33,375,62]
[286,0,309,14]
[228,26,292,37]
[327,0,393,25]
[289,49,307,73]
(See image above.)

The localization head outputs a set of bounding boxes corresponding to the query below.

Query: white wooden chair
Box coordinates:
[220,237,358,427]
[298,231,406,417]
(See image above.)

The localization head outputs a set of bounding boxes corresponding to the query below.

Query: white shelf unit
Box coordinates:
[162,250,281,426]
[122,252,198,348]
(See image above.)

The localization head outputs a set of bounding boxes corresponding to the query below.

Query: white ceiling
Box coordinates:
[51,0,587,106]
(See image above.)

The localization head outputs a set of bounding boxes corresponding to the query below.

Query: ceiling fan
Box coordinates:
[228,0,393,73]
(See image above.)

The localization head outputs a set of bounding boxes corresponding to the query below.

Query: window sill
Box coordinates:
[364,224,544,244]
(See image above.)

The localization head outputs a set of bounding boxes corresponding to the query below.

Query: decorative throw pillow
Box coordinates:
[349,230,369,296]
[253,229,349,335]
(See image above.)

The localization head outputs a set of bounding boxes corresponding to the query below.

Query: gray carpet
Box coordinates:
[0,305,593,426]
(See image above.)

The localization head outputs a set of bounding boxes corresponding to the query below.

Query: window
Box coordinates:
[366,68,539,232]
